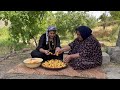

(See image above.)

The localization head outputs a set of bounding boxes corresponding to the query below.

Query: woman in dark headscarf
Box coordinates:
[57,26,102,70]
[31,26,63,61]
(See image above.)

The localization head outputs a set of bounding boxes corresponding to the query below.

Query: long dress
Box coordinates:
[68,35,102,70]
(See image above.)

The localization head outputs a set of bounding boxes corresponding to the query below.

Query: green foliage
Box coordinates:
[111,25,120,43]
[0,11,47,47]
[110,11,120,20]
[110,11,120,46]
[110,11,120,26]
[0,27,12,55]
[99,13,108,21]
[53,11,97,39]
[99,12,110,30]
[0,11,98,51]
[0,27,9,41]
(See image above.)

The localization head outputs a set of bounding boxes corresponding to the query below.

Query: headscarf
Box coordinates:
[75,26,92,40]
[46,26,57,45]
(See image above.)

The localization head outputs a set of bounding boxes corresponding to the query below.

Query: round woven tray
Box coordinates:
[41,62,68,70]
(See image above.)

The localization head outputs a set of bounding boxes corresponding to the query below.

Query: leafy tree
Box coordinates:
[99,11,109,30]
[110,11,120,46]
[0,11,47,47]
[0,11,98,50]
[54,11,97,39]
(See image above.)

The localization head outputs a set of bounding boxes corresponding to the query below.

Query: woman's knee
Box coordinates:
[31,50,41,58]
[31,50,36,57]
[69,59,97,70]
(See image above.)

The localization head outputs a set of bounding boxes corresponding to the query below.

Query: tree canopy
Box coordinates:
[0,11,98,47]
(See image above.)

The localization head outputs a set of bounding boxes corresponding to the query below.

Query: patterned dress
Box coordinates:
[68,35,102,70]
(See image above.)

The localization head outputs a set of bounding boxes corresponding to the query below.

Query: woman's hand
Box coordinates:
[55,47,61,53]
[57,45,71,54]
[44,50,50,55]
[64,53,80,63]
[55,47,61,55]
[56,48,64,54]
[64,55,73,63]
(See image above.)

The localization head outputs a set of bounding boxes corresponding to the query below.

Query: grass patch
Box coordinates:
[0,27,32,56]
[93,24,119,46]
[0,27,11,56]
[0,27,10,41]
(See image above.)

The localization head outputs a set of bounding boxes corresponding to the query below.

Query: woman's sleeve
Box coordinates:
[68,40,76,49]
[36,34,45,50]
[56,35,60,47]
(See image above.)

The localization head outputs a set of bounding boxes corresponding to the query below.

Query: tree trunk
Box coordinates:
[33,37,38,47]
[29,32,38,47]
[116,29,120,47]
[103,23,106,30]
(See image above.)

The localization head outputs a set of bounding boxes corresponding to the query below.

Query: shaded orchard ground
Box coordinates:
[0,49,85,79]
[0,48,120,79]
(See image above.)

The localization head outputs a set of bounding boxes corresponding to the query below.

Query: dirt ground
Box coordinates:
[1,49,120,79]
[0,49,83,79]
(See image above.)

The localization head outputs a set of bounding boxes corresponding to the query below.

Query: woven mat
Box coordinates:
[7,63,106,79]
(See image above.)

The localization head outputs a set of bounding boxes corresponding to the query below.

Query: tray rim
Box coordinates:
[41,60,68,70]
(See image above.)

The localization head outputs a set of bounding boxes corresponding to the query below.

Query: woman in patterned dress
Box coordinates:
[57,26,102,70]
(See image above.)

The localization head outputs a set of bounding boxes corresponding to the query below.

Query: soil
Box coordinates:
[0,49,120,79]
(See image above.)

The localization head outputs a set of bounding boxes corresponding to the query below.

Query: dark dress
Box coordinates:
[31,33,63,61]
[68,35,102,70]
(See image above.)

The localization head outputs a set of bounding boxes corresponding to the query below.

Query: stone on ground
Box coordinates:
[107,46,120,63]
[102,52,110,65]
